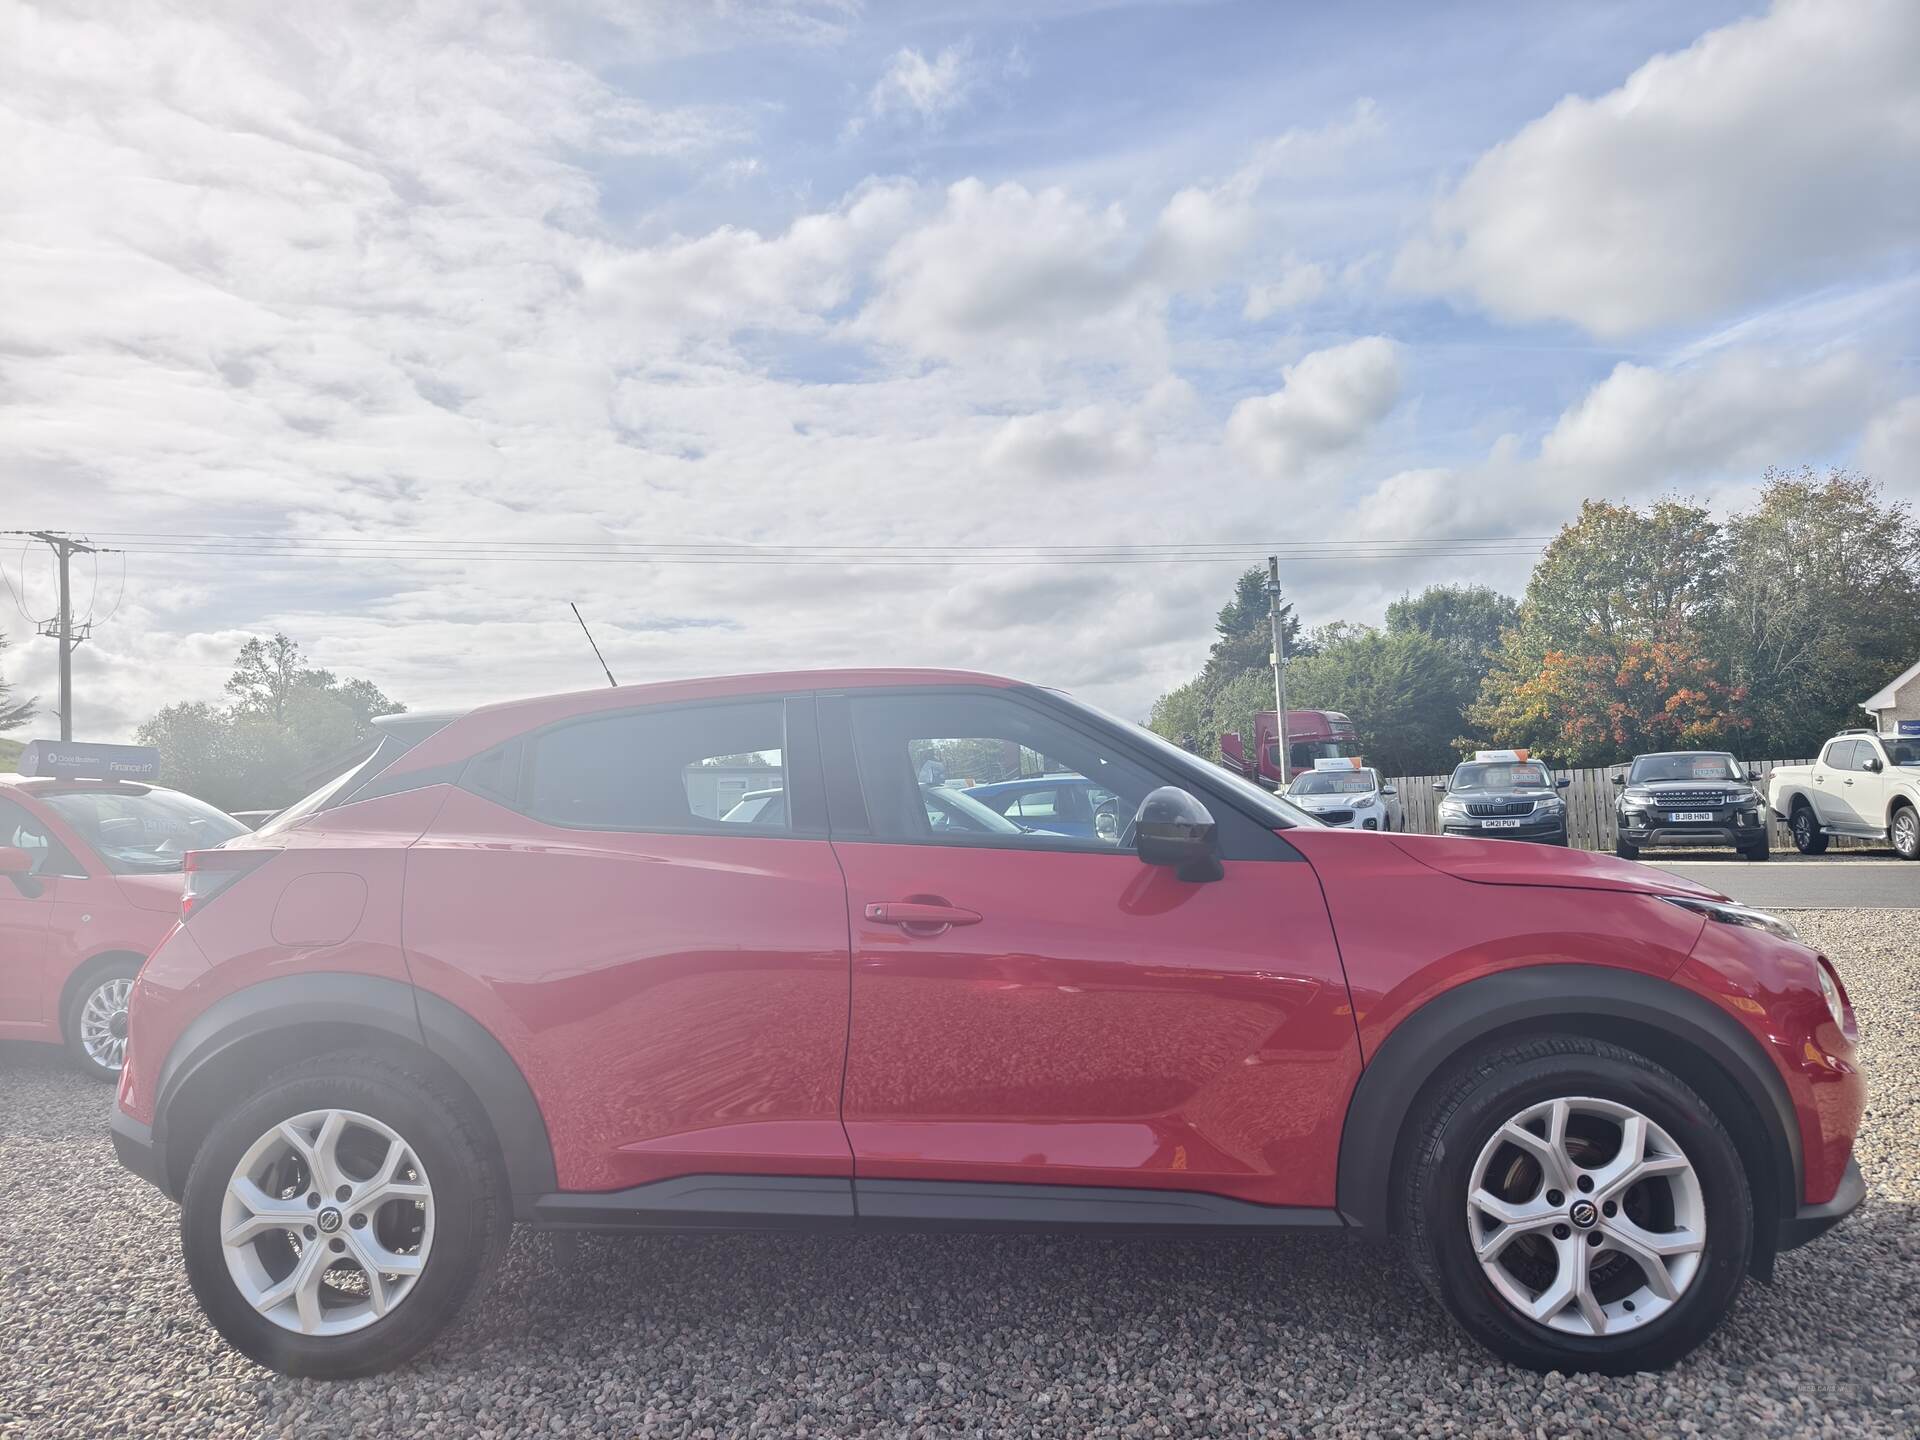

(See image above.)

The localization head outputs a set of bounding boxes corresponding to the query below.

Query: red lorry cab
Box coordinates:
[1221,709,1361,787]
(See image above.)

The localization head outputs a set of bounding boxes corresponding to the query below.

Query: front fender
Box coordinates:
[1334,963,1800,1243]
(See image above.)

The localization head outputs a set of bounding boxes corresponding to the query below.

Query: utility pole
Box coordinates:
[1265,555,1290,791]
[17,531,100,741]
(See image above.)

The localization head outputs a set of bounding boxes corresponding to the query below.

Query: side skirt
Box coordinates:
[530,1174,1345,1236]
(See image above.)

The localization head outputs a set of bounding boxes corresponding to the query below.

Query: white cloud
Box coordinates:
[1226,337,1401,478]
[1860,393,1920,498]
[982,405,1152,478]
[1245,259,1327,319]
[1350,349,1891,538]
[584,180,917,343]
[1394,0,1920,337]
[852,43,978,133]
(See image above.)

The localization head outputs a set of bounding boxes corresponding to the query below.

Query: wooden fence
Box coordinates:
[1379,757,1877,853]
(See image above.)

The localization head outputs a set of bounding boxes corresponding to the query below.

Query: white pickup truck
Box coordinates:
[1767,729,1920,859]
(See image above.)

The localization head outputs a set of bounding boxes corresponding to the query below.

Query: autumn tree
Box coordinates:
[1474,499,1731,762]
[1472,635,1748,765]
[1715,468,1920,756]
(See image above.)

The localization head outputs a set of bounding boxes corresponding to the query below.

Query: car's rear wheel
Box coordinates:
[62,957,139,1082]
[1789,803,1828,855]
[1402,1035,1751,1374]
[180,1052,508,1377]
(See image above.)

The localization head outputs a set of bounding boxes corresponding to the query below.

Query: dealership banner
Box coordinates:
[16,741,162,781]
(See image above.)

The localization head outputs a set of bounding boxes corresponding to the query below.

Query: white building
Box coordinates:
[1861,658,1920,737]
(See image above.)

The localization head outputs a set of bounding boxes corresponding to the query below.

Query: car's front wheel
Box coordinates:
[1402,1035,1751,1374]
[180,1052,509,1377]
[63,957,139,1082]
[1892,803,1919,861]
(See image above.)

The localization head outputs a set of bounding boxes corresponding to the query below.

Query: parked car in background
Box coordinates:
[1768,730,1920,859]
[1611,752,1769,861]
[1433,750,1570,845]
[112,671,1862,1380]
[0,740,248,1079]
[965,773,1118,838]
[1286,759,1402,831]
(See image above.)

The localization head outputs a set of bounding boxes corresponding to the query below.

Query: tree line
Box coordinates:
[1150,469,1920,774]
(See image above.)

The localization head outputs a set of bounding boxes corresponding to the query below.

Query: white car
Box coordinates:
[1286,763,1402,832]
[1767,729,1920,859]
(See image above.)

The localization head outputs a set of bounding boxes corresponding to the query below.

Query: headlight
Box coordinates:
[1659,895,1800,943]
[1815,960,1847,1029]
[1539,796,1565,812]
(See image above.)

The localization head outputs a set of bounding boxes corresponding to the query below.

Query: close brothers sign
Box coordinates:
[15,740,163,781]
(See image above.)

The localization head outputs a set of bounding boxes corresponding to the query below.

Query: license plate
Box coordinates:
[1668,811,1713,823]
[1482,818,1525,829]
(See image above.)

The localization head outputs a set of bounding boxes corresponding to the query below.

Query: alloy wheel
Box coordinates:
[221,1108,435,1337]
[78,976,133,1072]
[1467,1096,1705,1337]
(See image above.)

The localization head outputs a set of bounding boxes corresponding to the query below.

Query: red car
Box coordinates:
[1,748,248,1080]
[109,671,1864,1378]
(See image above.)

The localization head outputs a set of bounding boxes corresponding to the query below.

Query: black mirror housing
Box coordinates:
[1134,786,1223,882]
[1555,777,1571,789]
[1431,779,1448,793]
[1610,773,1626,787]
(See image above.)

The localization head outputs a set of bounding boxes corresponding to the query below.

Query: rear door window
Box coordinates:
[521,701,801,835]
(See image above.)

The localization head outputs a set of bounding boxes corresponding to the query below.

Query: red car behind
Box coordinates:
[109,671,1864,1378]
[1,764,247,1079]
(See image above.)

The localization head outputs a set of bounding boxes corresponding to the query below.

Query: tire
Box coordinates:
[1740,842,1770,862]
[62,956,140,1083]
[180,1052,510,1377]
[1789,803,1828,855]
[1892,803,1920,861]
[1613,838,1639,860]
[1401,1035,1752,1375]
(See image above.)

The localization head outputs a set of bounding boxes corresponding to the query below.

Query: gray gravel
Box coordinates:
[2,910,1915,1438]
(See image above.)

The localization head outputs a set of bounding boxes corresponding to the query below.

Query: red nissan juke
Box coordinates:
[110,671,1865,1378]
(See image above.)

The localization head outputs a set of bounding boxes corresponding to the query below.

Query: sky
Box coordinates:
[2,0,1917,741]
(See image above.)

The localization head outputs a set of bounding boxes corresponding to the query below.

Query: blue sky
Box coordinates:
[2,0,1916,738]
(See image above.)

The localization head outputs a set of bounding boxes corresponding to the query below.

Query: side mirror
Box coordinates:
[0,846,41,897]
[1133,786,1223,882]
[1431,779,1448,794]
[1864,756,1883,774]
[1381,784,1397,797]
[1746,769,1760,783]
[1555,777,1571,790]
[1610,773,1626,787]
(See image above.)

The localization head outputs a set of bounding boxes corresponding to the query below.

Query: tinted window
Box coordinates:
[846,692,1156,850]
[1823,739,1861,771]
[524,702,791,833]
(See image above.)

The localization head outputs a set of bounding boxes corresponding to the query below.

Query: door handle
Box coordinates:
[1842,778,1854,786]
[865,901,983,929]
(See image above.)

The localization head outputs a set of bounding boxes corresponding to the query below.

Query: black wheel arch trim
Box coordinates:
[143,972,557,1214]
[1336,963,1802,1252]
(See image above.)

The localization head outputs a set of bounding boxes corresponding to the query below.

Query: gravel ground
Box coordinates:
[2,910,1914,1439]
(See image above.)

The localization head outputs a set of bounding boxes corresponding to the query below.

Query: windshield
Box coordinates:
[1290,770,1377,795]
[1057,693,1322,828]
[1449,762,1553,792]
[1628,753,1741,784]
[42,787,248,873]
[1888,740,1920,767]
